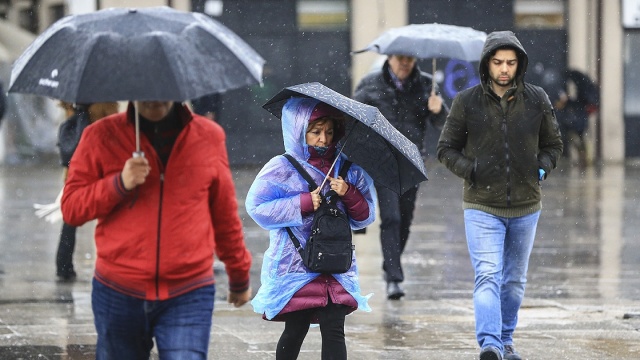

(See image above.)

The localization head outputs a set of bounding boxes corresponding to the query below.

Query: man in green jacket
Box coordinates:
[437,31,563,360]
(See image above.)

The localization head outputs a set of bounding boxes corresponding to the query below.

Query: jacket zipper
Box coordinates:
[155,172,164,299]
[501,106,511,207]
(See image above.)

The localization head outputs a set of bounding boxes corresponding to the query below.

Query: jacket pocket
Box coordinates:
[472,157,499,189]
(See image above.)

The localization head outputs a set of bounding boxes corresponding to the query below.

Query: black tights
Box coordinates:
[276,301,350,360]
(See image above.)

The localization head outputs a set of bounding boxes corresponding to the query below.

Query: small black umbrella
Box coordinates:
[263,82,427,195]
[8,6,264,154]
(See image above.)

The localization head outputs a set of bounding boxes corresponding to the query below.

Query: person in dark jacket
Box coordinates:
[437,31,563,360]
[56,102,119,281]
[353,54,448,300]
[552,69,599,167]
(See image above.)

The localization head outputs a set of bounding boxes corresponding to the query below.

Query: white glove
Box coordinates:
[33,188,63,224]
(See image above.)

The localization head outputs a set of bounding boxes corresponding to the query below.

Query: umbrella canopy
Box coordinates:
[353,23,487,62]
[263,82,427,195]
[8,6,264,103]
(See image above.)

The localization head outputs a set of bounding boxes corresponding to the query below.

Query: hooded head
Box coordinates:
[280,97,345,160]
[479,31,528,87]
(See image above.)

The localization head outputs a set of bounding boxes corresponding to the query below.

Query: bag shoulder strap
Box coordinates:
[284,153,352,186]
[285,227,304,256]
[282,154,352,256]
[282,153,311,256]
[283,153,318,191]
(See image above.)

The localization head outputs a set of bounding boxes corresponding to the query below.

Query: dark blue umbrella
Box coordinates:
[8,6,264,103]
[263,82,427,195]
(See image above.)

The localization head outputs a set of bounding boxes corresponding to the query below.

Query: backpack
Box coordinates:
[283,154,353,274]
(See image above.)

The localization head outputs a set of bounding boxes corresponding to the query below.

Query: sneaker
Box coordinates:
[503,345,522,360]
[479,346,503,360]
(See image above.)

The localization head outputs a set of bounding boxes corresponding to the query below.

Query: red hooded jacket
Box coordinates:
[61,103,251,300]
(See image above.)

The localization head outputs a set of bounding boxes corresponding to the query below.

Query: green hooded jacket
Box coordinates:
[436,31,563,217]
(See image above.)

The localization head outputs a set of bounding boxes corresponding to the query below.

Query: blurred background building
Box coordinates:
[0,0,636,166]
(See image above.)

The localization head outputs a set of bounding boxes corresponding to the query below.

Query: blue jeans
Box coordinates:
[464,209,540,352]
[92,278,215,360]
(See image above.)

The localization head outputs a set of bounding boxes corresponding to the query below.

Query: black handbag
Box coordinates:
[283,154,354,274]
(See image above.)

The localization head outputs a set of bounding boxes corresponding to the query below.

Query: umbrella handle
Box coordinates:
[135,101,141,153]
[133,102,145,158]
[431,58,437,96]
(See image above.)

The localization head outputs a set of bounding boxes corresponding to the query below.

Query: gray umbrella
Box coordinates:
[9,6,264,103]
[353,23,487,89]
[8,6,264,153]
[353,23,487,61]
[263,82,427,195]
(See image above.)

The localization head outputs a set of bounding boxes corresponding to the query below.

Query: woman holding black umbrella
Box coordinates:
[246,97,376,359]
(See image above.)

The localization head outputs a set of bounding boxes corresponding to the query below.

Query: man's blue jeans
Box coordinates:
[464,209,540,352]
[92,278,215,360]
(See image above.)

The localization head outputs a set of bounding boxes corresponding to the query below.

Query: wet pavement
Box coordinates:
[0,158,639,359]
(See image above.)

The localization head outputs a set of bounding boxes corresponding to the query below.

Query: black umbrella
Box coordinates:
[8,6,264,153]
[263,82,427,195]
[9,6,264,103]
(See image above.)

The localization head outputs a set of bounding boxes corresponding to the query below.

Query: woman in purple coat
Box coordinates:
[246,97,377,359]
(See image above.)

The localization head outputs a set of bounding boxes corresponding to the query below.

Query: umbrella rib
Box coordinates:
[188,16,264,85]
[73,34,106,103]
[153,35,183,100]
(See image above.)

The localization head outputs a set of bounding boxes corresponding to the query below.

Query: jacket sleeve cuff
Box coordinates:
[340,183,357,201]
[114,173,132,197]
[228,277,250,293]
[300,193,314,215]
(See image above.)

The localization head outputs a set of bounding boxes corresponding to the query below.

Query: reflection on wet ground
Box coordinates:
[0,159,639,359]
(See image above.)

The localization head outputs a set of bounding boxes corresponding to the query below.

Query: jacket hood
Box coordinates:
[479,31,528,86]
[281,97,345,160]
